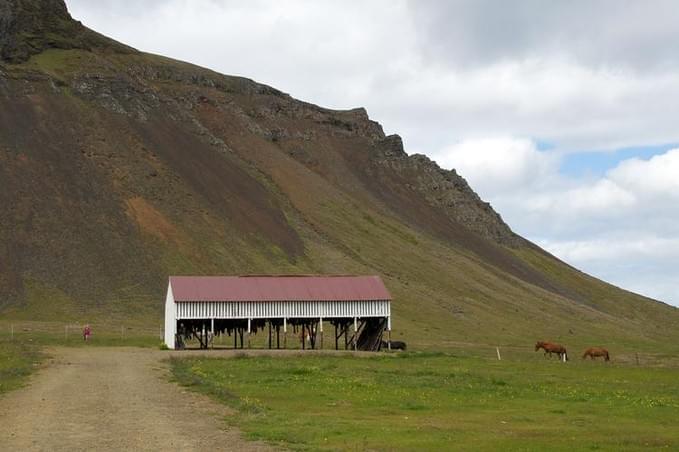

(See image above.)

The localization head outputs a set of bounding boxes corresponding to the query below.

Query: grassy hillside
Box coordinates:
[1,1,678,351]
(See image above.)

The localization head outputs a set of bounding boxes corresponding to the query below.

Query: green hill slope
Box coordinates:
[1,0,677,350]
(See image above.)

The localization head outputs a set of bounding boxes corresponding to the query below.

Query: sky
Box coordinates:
[65,0,679,306]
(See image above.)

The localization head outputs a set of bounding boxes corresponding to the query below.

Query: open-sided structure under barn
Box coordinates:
[164,275,392,351]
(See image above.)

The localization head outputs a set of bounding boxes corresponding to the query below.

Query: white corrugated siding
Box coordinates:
[176,300,390,319]
[164,282,177,348]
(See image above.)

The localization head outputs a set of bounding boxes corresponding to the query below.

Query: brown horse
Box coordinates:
[582,347,610,361]
[535,341,569,361]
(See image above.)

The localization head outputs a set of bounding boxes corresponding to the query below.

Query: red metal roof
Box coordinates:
[169,275,391,302]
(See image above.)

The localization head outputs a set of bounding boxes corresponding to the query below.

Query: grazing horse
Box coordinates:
[381,340,407,351]
[535,341,568,361]
[582,347,610,361]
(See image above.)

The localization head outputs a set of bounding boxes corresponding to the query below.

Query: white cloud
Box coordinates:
[539,236,679,263]
[435,141,679,304]
[432,138,558,194]
[562,179,636,214]
[608,149,679,196]
[538,235,679,305]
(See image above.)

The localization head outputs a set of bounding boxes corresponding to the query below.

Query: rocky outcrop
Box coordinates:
[404,153,521,246]
[0,0,133,63]
[370,134,521,246]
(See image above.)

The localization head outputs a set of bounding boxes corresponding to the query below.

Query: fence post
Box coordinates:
[121,325,124,340]
[496,346,502,361]
[65,325,68,340]
[10,324,14,341]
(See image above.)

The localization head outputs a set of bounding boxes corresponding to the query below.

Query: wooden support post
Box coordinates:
[311,322,317,349]
[283,318,287,349]
[311,322,315,349]
[344,323,348,350]
[387,316,391,351]
[268,320,272,349]
[276,324,280,349]
[301,323,306,350]
[353,317,358,351]
[234,328,237,349]
[496,346,502,361]
[211,318,215,349]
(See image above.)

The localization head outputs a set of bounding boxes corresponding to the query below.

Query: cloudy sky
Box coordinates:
[66,0,679,306]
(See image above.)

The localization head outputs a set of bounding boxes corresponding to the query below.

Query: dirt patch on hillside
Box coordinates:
[125,196,183,244]
[0,347,273,451]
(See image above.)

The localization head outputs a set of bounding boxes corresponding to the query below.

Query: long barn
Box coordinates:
[164,275,392,351]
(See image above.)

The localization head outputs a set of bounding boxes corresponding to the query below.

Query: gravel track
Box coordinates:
[0,347,273,451]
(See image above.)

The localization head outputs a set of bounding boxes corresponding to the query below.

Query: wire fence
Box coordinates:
[1,321,676,366]
[0,320,163,346]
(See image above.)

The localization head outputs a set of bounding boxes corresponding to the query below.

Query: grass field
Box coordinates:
[171,352,679,451]
[0,321,161,349]
[0,339,42,396]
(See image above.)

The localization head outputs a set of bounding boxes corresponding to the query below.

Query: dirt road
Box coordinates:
[0,347,272,451]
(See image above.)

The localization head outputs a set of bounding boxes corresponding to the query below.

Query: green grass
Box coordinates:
[0,331,159,349]
[0,339,43,396]
[171,353,679,451]
[0,321,160,349]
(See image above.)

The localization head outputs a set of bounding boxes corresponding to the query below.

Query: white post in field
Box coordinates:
[283,318,287,349]
[247,318,251,348]
[211,318,215,348]
[319,317,323,349]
